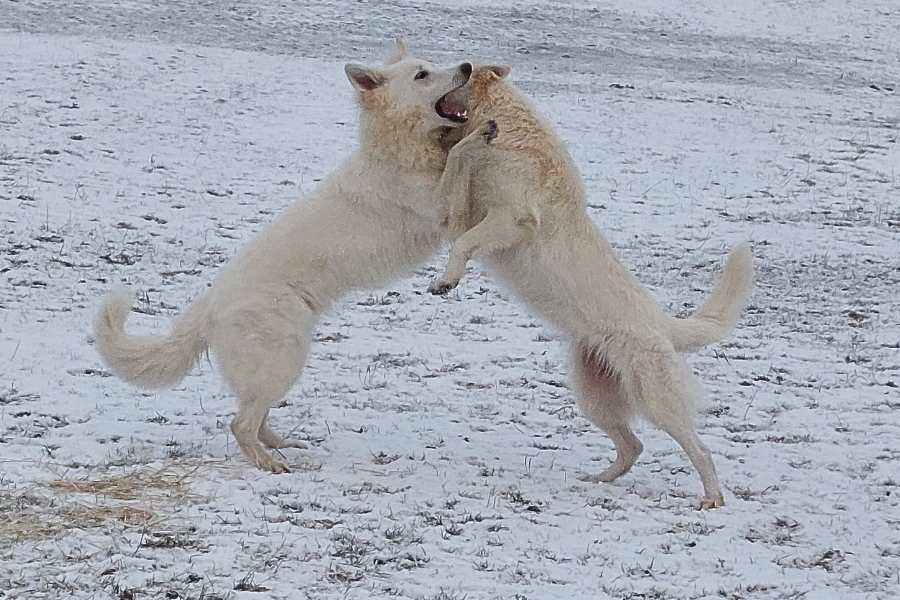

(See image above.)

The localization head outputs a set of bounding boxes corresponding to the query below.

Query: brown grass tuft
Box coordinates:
[0,462,206,545]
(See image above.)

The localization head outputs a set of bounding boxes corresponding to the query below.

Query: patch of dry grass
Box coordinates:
[0,462,206,545]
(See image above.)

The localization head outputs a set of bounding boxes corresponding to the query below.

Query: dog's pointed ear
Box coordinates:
[385,37,409,65]
[485,64,511,79]
[345,63,385,92]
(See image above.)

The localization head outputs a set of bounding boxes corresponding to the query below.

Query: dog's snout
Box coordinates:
[459,62,473,79]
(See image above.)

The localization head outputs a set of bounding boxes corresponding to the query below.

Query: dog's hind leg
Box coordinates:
[212,297,314,473]
[656,415,723,509]
[619,339,724,508]
[231,391,289,473]
[259,409,307,450]
[570,344,643,483]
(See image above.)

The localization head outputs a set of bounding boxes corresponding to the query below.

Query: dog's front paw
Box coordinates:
[481,119,498,144]
[429,277,459,296]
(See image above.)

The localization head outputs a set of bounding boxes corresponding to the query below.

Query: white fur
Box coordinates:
[94,44,473,472]
[430,71,754,508]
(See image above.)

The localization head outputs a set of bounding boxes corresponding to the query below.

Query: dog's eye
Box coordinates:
[414,70,429,81]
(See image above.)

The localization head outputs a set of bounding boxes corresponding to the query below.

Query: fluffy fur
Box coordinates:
[429,66,753,508]
[94,43,473,472]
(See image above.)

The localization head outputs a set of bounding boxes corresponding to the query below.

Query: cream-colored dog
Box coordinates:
[429,65,753,508]
[94,43,474,473]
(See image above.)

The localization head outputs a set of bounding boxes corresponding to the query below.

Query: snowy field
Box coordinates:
[1,1,899,598]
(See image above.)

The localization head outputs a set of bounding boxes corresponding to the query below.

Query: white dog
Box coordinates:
[428,65,753,508]
[94,43,473,473]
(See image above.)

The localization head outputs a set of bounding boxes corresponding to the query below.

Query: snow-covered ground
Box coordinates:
[1,1,898,598]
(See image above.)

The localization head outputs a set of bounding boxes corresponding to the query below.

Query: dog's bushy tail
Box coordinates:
[669,243,753,352]
[93,288,209,388]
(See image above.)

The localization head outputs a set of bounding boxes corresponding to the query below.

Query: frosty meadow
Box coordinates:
[94,44,753,512]
[1,1,898,598]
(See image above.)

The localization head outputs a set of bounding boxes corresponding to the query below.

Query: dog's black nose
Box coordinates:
[460,62,473,79]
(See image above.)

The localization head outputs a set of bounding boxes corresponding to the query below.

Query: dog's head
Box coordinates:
[345,40,474,148]
[433,63,511,123]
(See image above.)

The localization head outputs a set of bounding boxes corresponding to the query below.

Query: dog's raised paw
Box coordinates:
[482,120,498,144]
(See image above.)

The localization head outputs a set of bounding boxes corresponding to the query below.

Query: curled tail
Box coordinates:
[93,288,209,388]
[669,242,753,352]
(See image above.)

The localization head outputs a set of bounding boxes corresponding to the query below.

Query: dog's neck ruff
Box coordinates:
[358,108,447,173]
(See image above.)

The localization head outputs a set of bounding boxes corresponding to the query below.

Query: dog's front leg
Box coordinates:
[435,147,473,237]
[436,120,499,237]
[429,207,537,295]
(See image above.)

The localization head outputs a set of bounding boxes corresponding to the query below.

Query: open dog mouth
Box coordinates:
[435,89,469,123]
